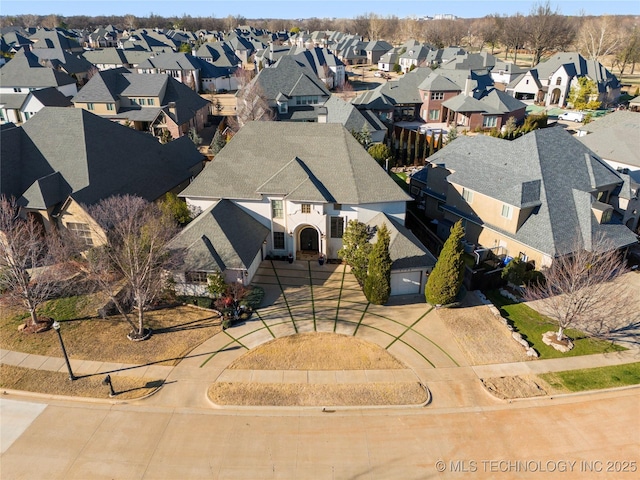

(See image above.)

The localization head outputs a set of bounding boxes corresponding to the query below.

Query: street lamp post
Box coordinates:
[52,321,76,381]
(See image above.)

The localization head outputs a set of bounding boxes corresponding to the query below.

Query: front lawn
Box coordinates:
[484,291,625,358]
[540,362,640,392]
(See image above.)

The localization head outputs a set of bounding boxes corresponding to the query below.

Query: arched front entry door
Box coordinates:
[299,227,319,252]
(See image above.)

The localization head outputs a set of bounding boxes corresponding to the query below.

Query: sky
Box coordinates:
[1,0,639,20]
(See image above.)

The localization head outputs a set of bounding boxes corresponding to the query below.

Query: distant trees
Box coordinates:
[576,16,621,62]
[523,1,575,66]
[363,224,392,305]
[425,220,465,306]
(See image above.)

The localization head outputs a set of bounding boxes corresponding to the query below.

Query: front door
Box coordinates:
[300,227,319,252]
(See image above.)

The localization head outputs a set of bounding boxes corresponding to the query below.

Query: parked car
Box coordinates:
[558,111,586,122]
[374,71,382,77]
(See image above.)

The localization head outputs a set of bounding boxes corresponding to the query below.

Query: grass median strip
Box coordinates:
[540,362,640,392]
[0,364,163,400]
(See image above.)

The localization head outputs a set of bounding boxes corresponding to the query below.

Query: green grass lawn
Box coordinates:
[541,363,640,392]
[391,172,409,192]
[485,291,625,359]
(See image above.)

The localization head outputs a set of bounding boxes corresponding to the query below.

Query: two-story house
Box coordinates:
[72,68,209,140]
[410,127,638,268]
[175,122,435,296]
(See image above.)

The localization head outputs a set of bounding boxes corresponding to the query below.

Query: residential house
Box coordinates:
[399,45,432,73]
[417,73,462,123]
[245,55,331,122]
[290,46,346,89]
[177,122,434,295]
[224,31,257,64]
[0,107,204,244]
[86,26,120,48]
[29,29,84,54]
[136,52,239,92]
[318,95,388,144]
[81,47,130,70]
[365,40,393,65]
[194,41,242,70]
[377,47,402,72]
[27,46,95,85]
[507,52,621,107]
[490,59,528,87]
[72,68,210,140]
[119,29,182,52]
[351,67,434,123]
[409,127,638,268]
[0,86,72,125]
[576,111,640,232]
[334,36,367,65]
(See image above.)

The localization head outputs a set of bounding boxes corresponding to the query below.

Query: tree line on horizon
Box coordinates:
[1,2,638,71]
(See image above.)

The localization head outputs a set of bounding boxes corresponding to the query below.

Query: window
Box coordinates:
[330,216,344,238]
[148,98,155,106]
[273,232,285,249]
[107,103,115,111]
[483,116,498,128]
[139,98,146,106]
[501,204,513,219]
[87,103,95,111]
[13,88,21,93]
[430,92,444,100]
[271,199,283,219]
[333,203,342,211]
[66,222,93,246]
[185,271,208,284]
[556,77,562,85]
[278,102,287,114]
[295,95,319,105]
[301,204,311,214]
[462,188,474,203]
[429,109,440,121]
[130,98,137,105]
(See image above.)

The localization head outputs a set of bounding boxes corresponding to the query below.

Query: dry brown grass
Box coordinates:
[0,364,162,400]
[481,375,556,400]
[208,382,427,406]
[1,306,222,366]
[229,332,405,370]
[436,294,529,365]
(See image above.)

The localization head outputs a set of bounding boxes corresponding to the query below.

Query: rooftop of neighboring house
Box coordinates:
[322,95,387,134]
[440,52,497,71]
[29,29,83,52]
[530,52,621,91]
[194,41,242,68]
[364,40,393,52]
[180,122,410,205]
[81,47,129,66]
[425,126,637,256]
[352,67,434,108]
[442,87,527,115]
[577,110,640,168]
[0,107,203,209]
[0,49,77,88]
[28,47,95,75]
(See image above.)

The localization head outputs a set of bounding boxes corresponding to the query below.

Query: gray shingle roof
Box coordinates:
[252,55,330,103]
[428,127,636,256]
[577,111,640,168]
[418,73,461,92]
[0,49,76,88]
[180,122,410,205]
[81,48,129,66]
[28,86,73,107]
[169,200,269,272]
[1,107,203,208]
[367,213,436,270]
[323,95,386,135]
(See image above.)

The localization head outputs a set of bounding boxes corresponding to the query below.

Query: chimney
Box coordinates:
[464,75,472,96]
[317,106,328,123]
[168,102,177,118]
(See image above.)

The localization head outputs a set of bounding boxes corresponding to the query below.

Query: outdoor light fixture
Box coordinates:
[102,375,116,397]
[52,321,76,381]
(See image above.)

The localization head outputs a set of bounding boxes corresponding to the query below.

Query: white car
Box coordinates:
[373,71,382,77]
[558,111,586,122]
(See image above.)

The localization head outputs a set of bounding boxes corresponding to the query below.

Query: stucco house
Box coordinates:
[409,127,638,268]
[176,122,435,296]
[0,107,204,245]
[507,52,621,107]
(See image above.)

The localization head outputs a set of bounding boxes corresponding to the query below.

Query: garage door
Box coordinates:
[390,271,422,296]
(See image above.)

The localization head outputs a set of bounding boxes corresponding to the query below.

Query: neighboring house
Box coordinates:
[0,49,78,98]
[245,55,331,122]
[195,41,242,70]
[29,29,84,54]
[86,26,120,48]
[334,36,367,65]
[319,95,388,144]
[0,86,72,125]
[72,68,210,140]
[0,31,33,53]
[224,32,258,64]
[351,67,434,123]
[82,47,130,70]
[178,122,433,295]
[377,47,402,72]
[365,40,393,65]
[254,43,292,69]
[136,52,239,92]
[28,47,95,84]
[399,45,433,73]
[441,87,527,131]
[490,59,528,86]
[576,111,640,232]
[119,29,181,52]
[0,107,204,244]
[507,52,621,107]
[291,46,346,89]
[417,73,462,123]
[409,127,638,268]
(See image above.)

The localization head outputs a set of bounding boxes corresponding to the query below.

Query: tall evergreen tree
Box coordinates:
[210,128,227,155]
[338,220,372,286]
[425,220,465,305]
[414,131,421,165]
[428,133,435,157]
[422,132,429,159]
[398,128,406,165]
[364,224,392,305]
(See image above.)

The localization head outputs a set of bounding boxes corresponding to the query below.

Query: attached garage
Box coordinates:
[366,213,436,297]
[390,270,423,295]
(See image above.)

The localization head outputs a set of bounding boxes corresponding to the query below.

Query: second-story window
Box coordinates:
[430,92,444,100]
[87,103,95,111]
[139,98,146,106]
[107,103,115,111]
[148,98,155,105]
[462,188,474,204]
[301,204,311,214]
[330,216,344,238]
[271,200,283,219]
[501,204,513,219]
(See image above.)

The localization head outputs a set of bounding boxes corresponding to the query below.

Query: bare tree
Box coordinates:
[475,15,503,54]
[501,13,526,63]
[232,69,274,129]
[0,196,71,330]
[577,16,621,61]
[614,24,640,76]
[84,195,180,340]
[367,13,386,41]
[524,235,633,344]
[123,14,137,31]
[524,1,575,66]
